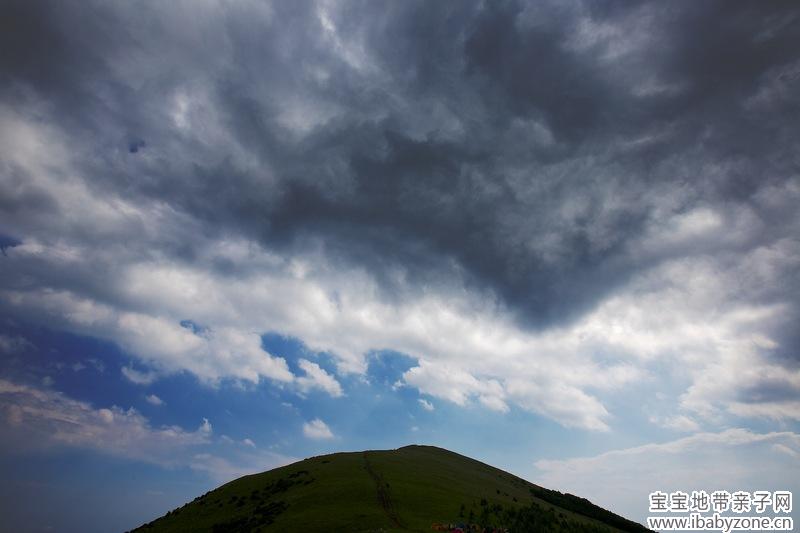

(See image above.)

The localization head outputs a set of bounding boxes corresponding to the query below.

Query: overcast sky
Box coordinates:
[1,1,800,531]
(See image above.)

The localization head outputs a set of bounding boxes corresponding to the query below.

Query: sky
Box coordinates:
[1,0,799,531]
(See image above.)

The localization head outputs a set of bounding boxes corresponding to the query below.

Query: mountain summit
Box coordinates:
[129,445,650,532]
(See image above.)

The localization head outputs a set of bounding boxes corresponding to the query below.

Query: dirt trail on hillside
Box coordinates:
[362,452,406,530]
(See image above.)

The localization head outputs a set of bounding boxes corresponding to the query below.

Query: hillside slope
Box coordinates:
[129,445,650,533]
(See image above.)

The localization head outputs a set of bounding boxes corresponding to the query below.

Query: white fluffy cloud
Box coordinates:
[2,218,794,431]
[302,418,334,440]
[2,225,793,431]
[145,394,164,406]
[295,359,343,397]
[123,367,159,386]
[404,361,510,414]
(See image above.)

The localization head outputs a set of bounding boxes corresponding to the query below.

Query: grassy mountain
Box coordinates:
[129,445,650,533]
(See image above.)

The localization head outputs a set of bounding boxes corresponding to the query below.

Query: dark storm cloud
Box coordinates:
[2,0,799,332]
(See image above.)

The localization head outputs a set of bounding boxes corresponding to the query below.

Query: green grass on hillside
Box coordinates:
[129,445,650,533]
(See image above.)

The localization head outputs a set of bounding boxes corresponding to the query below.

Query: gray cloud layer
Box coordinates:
[3,1,798,322]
